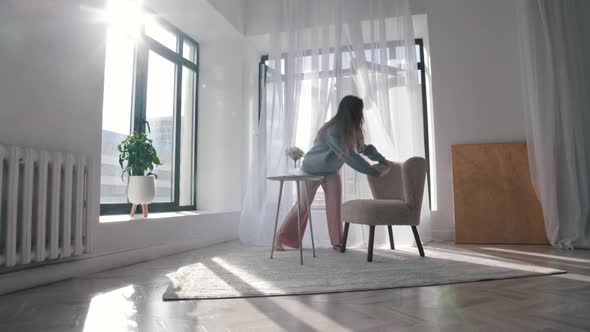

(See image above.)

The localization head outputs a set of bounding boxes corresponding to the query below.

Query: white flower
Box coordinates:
[286,146,305,161]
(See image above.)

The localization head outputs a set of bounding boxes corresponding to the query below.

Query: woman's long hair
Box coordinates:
[317,95,365,154]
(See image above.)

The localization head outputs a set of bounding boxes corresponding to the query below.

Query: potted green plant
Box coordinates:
[118,132,163,217]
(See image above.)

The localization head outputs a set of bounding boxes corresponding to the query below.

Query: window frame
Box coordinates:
[258,39,432,209]
[100,12,199,216]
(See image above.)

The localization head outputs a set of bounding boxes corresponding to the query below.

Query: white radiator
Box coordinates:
[0,144,91,268]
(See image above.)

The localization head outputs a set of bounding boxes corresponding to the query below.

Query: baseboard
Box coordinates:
[431,228,455,242]
[0,236,238,296]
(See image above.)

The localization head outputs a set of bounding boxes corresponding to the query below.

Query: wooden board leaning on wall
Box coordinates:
[452,142,548,244]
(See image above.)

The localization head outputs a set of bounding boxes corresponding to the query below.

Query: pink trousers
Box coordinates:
[277,173,343,248]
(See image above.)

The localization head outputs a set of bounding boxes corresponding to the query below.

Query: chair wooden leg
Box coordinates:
[412,226,425,257]
[340,222,350,253]
[387,225,395,250]
[367,226,375,262]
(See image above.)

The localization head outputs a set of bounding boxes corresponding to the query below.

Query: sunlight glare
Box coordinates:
[211,257,285,294]
[83,285,138,332]
[101,0,144,135]
[411,247,560,274]
[479,247,590,264]
[166,262,244,297]
[104,0,144,39]
[209,258,349,330]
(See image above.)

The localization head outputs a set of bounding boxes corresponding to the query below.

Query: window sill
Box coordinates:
[99,210,236,224]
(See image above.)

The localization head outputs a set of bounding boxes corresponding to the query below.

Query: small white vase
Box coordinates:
[287,159,306,175]
[287,167,307,175]
[127,176,156,205]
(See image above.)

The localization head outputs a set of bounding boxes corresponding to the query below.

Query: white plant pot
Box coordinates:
[127,176,156,205]
[287,159,307,175]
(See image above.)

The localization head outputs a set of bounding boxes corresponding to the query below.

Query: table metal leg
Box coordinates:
[270,180,284,259]
[296,180,303,265]
[303,182,316,258]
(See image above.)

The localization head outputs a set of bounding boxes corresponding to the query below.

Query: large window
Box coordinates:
[100,1,199,215]
[259,39,431,209]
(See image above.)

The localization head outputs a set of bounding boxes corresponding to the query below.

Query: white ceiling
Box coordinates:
[242,0,426,36]
[144,0,243,41]
[142,0,427,40]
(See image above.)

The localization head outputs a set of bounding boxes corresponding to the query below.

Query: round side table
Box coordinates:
[267,174,323,265]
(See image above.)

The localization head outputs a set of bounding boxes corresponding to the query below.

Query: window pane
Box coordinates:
[183,40,197,64]
[179,67,196,206]
[100,23,135,204]
[145,17,177,51]
[145,51,176,202]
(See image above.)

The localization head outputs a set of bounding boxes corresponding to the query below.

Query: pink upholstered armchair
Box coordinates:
[340,157,428,262]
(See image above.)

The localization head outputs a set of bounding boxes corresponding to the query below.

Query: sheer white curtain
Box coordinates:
[518,0,590,248]
[240,0,430,248]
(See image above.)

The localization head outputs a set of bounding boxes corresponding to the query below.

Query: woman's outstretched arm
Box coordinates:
[359,144,388,165]
[325,130,382,177]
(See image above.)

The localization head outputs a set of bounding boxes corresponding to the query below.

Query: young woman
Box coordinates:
[275,95,395,251]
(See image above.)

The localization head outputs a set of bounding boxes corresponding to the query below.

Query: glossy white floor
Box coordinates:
[1,241,589,332]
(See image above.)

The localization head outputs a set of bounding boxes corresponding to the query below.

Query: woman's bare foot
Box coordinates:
[274,241,286,251]
[332,244,342,251]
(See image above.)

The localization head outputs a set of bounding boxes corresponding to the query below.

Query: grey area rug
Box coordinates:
[163,242,565,300]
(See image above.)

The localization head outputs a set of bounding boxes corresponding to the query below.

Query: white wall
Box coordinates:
[0,0,247,293]
[95,212,239,253]
[0,0,535,255]
[196,37,246,211]
[424,0,526,240]
[0,0,105,235]
[240,0,527,241]
[0,0,105,156]
[0,0,247,257]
